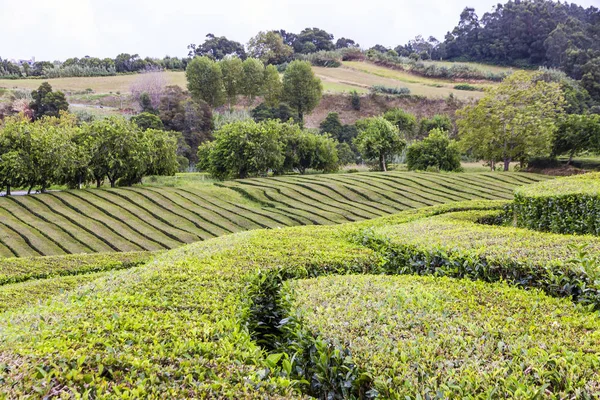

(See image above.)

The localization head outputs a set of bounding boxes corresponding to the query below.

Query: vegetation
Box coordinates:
[0,171,543,257]
[30,82,68,120]
[2,196,599,397]
[282,60,323,122]
[514,173,600,235]
[458,71,565,171]
[552,114,600,164]
[406,129,462,171]
[354,117,405,171]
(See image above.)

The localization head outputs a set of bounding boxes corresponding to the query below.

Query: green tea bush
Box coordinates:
[2,201,599,398]
[514,172,600,235]
[283,274,600,399]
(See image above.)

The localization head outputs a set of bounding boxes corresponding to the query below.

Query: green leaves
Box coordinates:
[354,116,405,171]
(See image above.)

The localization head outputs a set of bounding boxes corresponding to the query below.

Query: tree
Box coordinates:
[320,112,344,138]
[335,38,359,49]
[282,60,322,123]
[350,90,360,111]
[383,108,417,140]
[240,58,265,103]
[132,112,164,131]
[581,58,600,102]
[187,34,246,60]
[198,119,284,179]
[251,103,298,123]
[458,71,565,171]
[130,69,167,110]
[283,131,339,174]
[143,129,179,178]
[293,28,335,53]
[418,115,453,136]
[186,56,225,107]
[85,117,150,187]
[262,65,283,107]
[30,82,69,120]
[406,129,462,172]
[247,31,293,65]
[354,116,406,171]
[553,114,600,165]
[219,56,243,109]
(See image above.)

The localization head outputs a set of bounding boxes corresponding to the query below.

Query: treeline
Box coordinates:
[0,115,178,195]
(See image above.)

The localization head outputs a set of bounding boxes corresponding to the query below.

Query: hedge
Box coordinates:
[0,251,158,286]
[513,172,600,235]
[1,201,599,398]
[282,274,600,399]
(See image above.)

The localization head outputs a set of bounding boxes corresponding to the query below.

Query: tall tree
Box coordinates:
[219,56,244,109]
[186,56,225,107]
[240,58,265,103]
[458,71,565,171]
[282,60,323,123]
[354,117,406,171]
[187,34,246,60]
[262,65,283,107]
[247,31,293,65]
[293,27,335,54]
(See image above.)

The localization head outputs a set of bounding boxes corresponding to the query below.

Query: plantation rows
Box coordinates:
[0,172,550,257]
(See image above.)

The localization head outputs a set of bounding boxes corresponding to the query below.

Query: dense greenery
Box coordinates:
[458,71,565,170]
[0,115,178,193]
[197,119,338,179]
[406,129,462,172]
[29,82,68,120]
[283,273,600,398]
[282,60,323,123]
[552,113,600,164]
[354,117,405,171]
[514,172,600,235]
[2,198,599,397]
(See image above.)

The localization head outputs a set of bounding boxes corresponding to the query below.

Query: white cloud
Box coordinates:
[1,0,597,60]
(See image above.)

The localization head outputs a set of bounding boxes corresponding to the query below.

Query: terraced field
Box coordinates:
[0,171,551,258]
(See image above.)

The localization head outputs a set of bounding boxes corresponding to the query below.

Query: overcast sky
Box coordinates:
[2,0,598,61]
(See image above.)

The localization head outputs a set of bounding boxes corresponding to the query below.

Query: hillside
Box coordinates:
[0,171,549,258]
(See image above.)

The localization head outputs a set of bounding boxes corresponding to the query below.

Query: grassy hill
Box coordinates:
[0,171,549,258]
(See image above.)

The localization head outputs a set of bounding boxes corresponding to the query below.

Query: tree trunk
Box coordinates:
[490,160,495,171]
[503,157,511,172]
[6,184,10,196]
[96,178,102,188]
[27,185,34,195]
[379,153,387,172]
[567,150,575,166]
[77,176,82,190]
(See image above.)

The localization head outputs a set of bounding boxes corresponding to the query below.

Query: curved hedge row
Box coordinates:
[283,274,600,399]
[514,172,600,235]
[1,201,599,398]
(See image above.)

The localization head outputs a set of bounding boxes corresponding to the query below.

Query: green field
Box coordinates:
[0,171,550,258]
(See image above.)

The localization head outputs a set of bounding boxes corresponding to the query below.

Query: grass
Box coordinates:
[1,199,599,397]
[0,171,550,258]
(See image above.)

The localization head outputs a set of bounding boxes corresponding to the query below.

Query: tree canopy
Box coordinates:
[354,116,406,172]
[282,60,323,123]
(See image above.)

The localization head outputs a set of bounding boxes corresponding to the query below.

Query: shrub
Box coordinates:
[350,90,361,110]
[453,83,481,91]
[514,172,600,235]
[297,50,342,68]
[370,85,411,96]
[406,129,462,171]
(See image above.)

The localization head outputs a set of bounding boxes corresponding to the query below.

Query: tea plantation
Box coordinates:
[1,172,600,398]
[0,171,546,257]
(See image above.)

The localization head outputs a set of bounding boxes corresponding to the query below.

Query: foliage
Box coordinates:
[297,51,342,67]
[458,71,565,171]
[198,119,338,179]
[251,102,298,124]
[247,31,293,65]
[370,85,411,96]
[187,33,246,60]
[350,90,360,111]
[453,83,480,91]
[354,117,405,171]
[406,128,462,172]
[132,112,164,131]
[240,58,265,102]
[219,56,244,108]
[186,56,225,107]
[418,114,453,136]
[383,108,417,140]
[29,82,69,120]
[552,114,600,164]
[581,57,600,102]
[293,27,335,54]
[514,173,600,235]
[282,60,323,122]
[262,65,283,107]
[3,199,600,398]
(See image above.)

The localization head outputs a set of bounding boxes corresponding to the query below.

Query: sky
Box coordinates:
[2,0,599,61]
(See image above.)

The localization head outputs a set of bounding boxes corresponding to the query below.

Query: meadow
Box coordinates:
[1,171,600,398]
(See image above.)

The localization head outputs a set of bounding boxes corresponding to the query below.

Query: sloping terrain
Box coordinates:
[0,171,551,257]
